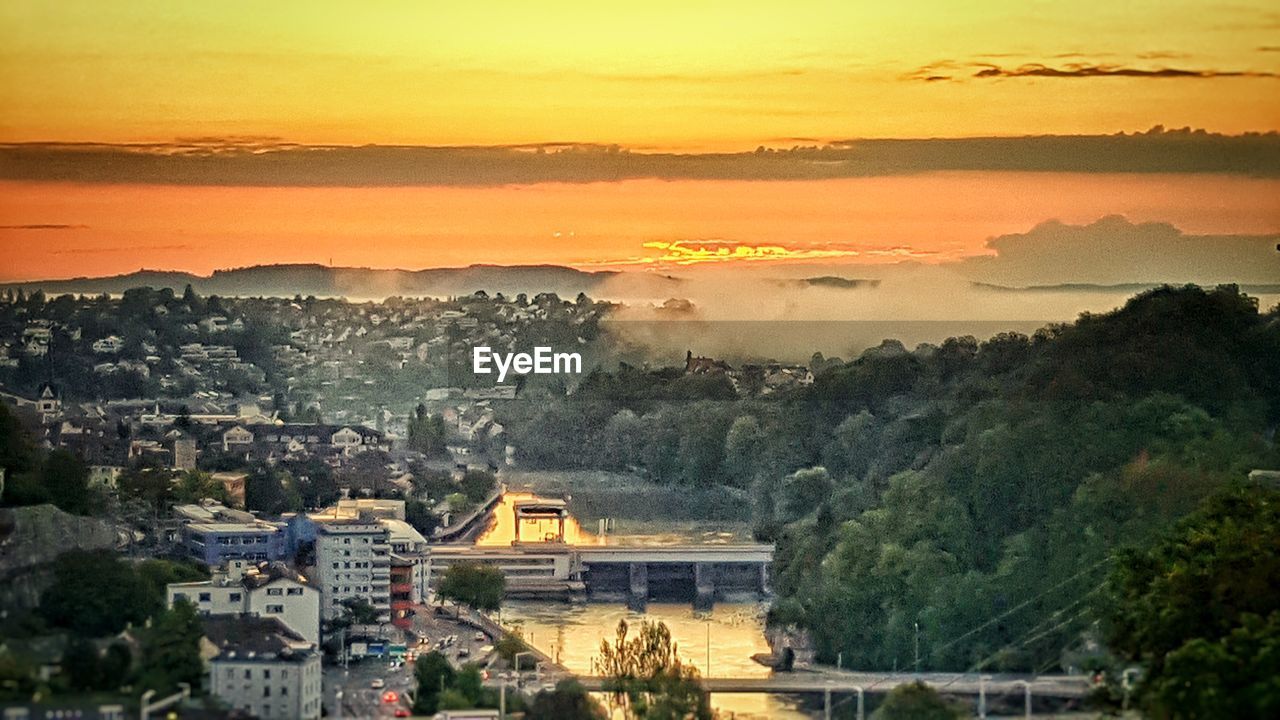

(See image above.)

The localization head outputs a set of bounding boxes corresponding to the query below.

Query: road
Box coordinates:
[323,604,505,718]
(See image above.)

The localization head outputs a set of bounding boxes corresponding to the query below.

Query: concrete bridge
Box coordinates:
[430,543,774,608]
[574,671,1090,698]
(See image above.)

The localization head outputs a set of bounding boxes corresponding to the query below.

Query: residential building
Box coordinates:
[204,616,322,720]
[183,522,288,566]
[313,517,391,623]
[167,561,321,645]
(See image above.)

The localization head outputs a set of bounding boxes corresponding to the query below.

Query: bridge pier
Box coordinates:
[628,562,648,611]
[694,562,715,610]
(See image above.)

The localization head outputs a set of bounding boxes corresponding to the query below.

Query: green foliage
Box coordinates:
[99,642,133,692]
[244,465,299,515]
[1103,485,1280,718]
[171,470,231,505]
[136,599,204,696]
[405,498,440,536]
[0,412,95,515]
[437,562,505,613]
[525,678,608,720]
[598,620,712,720]
[41,550,153,637]
[500,285,1280,673]
[335,597,381,627]
[61,636,103,692]
[870,681,963,720]
[408,404,448,456]
[459,469,496,504]
[495,630,530,668]
[412,651,456,715]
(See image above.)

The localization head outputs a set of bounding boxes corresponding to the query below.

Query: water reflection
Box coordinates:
[501,601,814,720]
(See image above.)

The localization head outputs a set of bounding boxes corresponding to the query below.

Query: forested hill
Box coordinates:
[499,284,1280,672]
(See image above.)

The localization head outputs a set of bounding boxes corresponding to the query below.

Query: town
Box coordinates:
[0,287,805,720]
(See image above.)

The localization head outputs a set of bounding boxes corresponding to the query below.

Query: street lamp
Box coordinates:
[1122,667,1142,711]
[913,621,920,674]
[514,650,534,674]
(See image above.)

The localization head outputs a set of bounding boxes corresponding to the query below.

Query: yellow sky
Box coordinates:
[2,1,1278,148]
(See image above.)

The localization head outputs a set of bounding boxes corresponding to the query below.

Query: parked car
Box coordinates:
[370,678,385,689]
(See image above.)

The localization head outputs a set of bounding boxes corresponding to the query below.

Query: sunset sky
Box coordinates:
[1,1,1278,281]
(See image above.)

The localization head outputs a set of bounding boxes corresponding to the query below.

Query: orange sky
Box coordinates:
[3,173,1278,281]
[1,2,1278,279]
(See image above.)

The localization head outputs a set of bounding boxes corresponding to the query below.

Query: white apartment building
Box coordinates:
[167,561,321,645]
[313,517,391,623]
[206,618,322,720]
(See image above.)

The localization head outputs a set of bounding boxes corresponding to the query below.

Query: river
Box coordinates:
[475,489,815,719]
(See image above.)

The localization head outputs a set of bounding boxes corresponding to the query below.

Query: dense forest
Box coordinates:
[500,285,1280,673]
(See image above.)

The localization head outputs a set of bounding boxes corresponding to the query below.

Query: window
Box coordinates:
[281,686,288,695]
[198,592,211,602]
[263,669,271,679]
[287,587,303,595]
[263,686,271,697]
[229,592,241,602]
[173,592,187,603]
[244,669,252,679]
[267,588,283,596]
[266,604,284,613]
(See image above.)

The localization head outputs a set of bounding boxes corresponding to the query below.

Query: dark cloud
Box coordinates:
[0,128,1276,186]
[957,216,1280,286]
[0,223,89,230]
[971,62,1279,79]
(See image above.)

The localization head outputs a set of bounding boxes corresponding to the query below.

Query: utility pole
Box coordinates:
[914,621,920,673]
[706,621,712,678]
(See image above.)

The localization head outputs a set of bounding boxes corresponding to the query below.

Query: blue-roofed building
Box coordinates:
[183,522,288,566]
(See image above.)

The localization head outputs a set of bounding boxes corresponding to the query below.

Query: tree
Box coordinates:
[336,597,381,628]
[412,651,456,715]
[171,470,230,505]
[38,449,92,515]
[117,466,175,510]
[62,636,102,692]
[780,467,833,521]
[405,498,440,537]
[245,466,293,515]
[99,642,133,691]
[723,415,764,486]
[40,550,155,636]
[408,405,448,456]
[526,679,608,720]
[437,563,504,615]
[459,469,496,504]
[136,600,203,696]
[870,681,963,720]
[1103,485,1280,719]
[598,620,711,720]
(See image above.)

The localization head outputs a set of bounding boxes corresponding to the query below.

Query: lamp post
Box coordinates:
[1122,667,1142,711]
[913,621,920,674]
[515,650,534,675]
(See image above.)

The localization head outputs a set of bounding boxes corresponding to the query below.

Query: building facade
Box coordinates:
[167,562,321,645]
[313,518,391,623]
[182,522,288,566]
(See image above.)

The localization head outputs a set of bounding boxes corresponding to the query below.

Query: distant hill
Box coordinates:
[0,263,685,299]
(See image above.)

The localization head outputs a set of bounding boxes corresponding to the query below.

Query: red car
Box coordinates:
[393,709,410,718]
